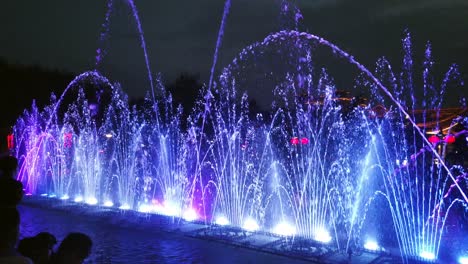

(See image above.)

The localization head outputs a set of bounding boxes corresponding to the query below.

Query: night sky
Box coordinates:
[1,0,468,107]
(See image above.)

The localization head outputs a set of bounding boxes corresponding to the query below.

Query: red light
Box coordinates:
[7,133,14,149]
[444,134,456,144]
[290,137,299,145]
[301,137,309,145]
[428,135,440,144]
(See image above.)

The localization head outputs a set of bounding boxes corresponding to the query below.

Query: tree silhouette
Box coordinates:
[166,72,202,116]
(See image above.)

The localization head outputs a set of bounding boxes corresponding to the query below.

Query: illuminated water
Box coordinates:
[18,204,313,264]
[11,1,468,263]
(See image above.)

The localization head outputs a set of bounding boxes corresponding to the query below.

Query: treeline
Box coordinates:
[0,58,75,129]
[0,59,263,152]
[0,59,75,151]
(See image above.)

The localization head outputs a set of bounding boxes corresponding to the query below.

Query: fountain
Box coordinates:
[11,0,468,263]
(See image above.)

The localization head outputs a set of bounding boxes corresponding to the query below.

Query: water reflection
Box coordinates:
[18,205,310,264]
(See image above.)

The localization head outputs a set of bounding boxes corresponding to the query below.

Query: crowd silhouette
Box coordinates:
[0,155,92,264]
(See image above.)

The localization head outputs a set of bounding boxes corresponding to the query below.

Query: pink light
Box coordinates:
[428,135,440,144]
[290,137,299,145]
[301,137,309,145]
[444,134,456,144]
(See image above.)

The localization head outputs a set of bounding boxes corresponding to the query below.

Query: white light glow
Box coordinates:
[364,240,380,251]
[243,218,259,232]
[86,197,98,205]
[459,256,468,264]
[314,228,332,243]
[419,251,436,261]
[40,193,48,197]
[215,216,230,226]
[138,204,153,213]
[74,196,83,203]
[119,204,131,210]
[105,133,113,138]
[182,208,198,222]
[272,222,296,236]
[60,195,69,200]
[160,201,179,217]
[103,201,114,207]
[48,194,57,198]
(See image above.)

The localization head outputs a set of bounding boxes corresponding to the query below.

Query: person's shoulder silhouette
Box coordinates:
[0,156,23,207]
[18,232,56,264]
[0,208,33,263]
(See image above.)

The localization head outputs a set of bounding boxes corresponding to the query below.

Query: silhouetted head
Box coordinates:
[17,237,36,259]
[35,232,57,249]
[0,156,18,178]
[18,232,56,264]
[0,207,20,249]
[55,233,92,264]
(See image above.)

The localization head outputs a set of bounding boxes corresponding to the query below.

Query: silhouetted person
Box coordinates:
[18,232,56,264]
[0,156,23,207]
[17,237,35,260]
[49,233,92,264]
[0,207,33,263]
